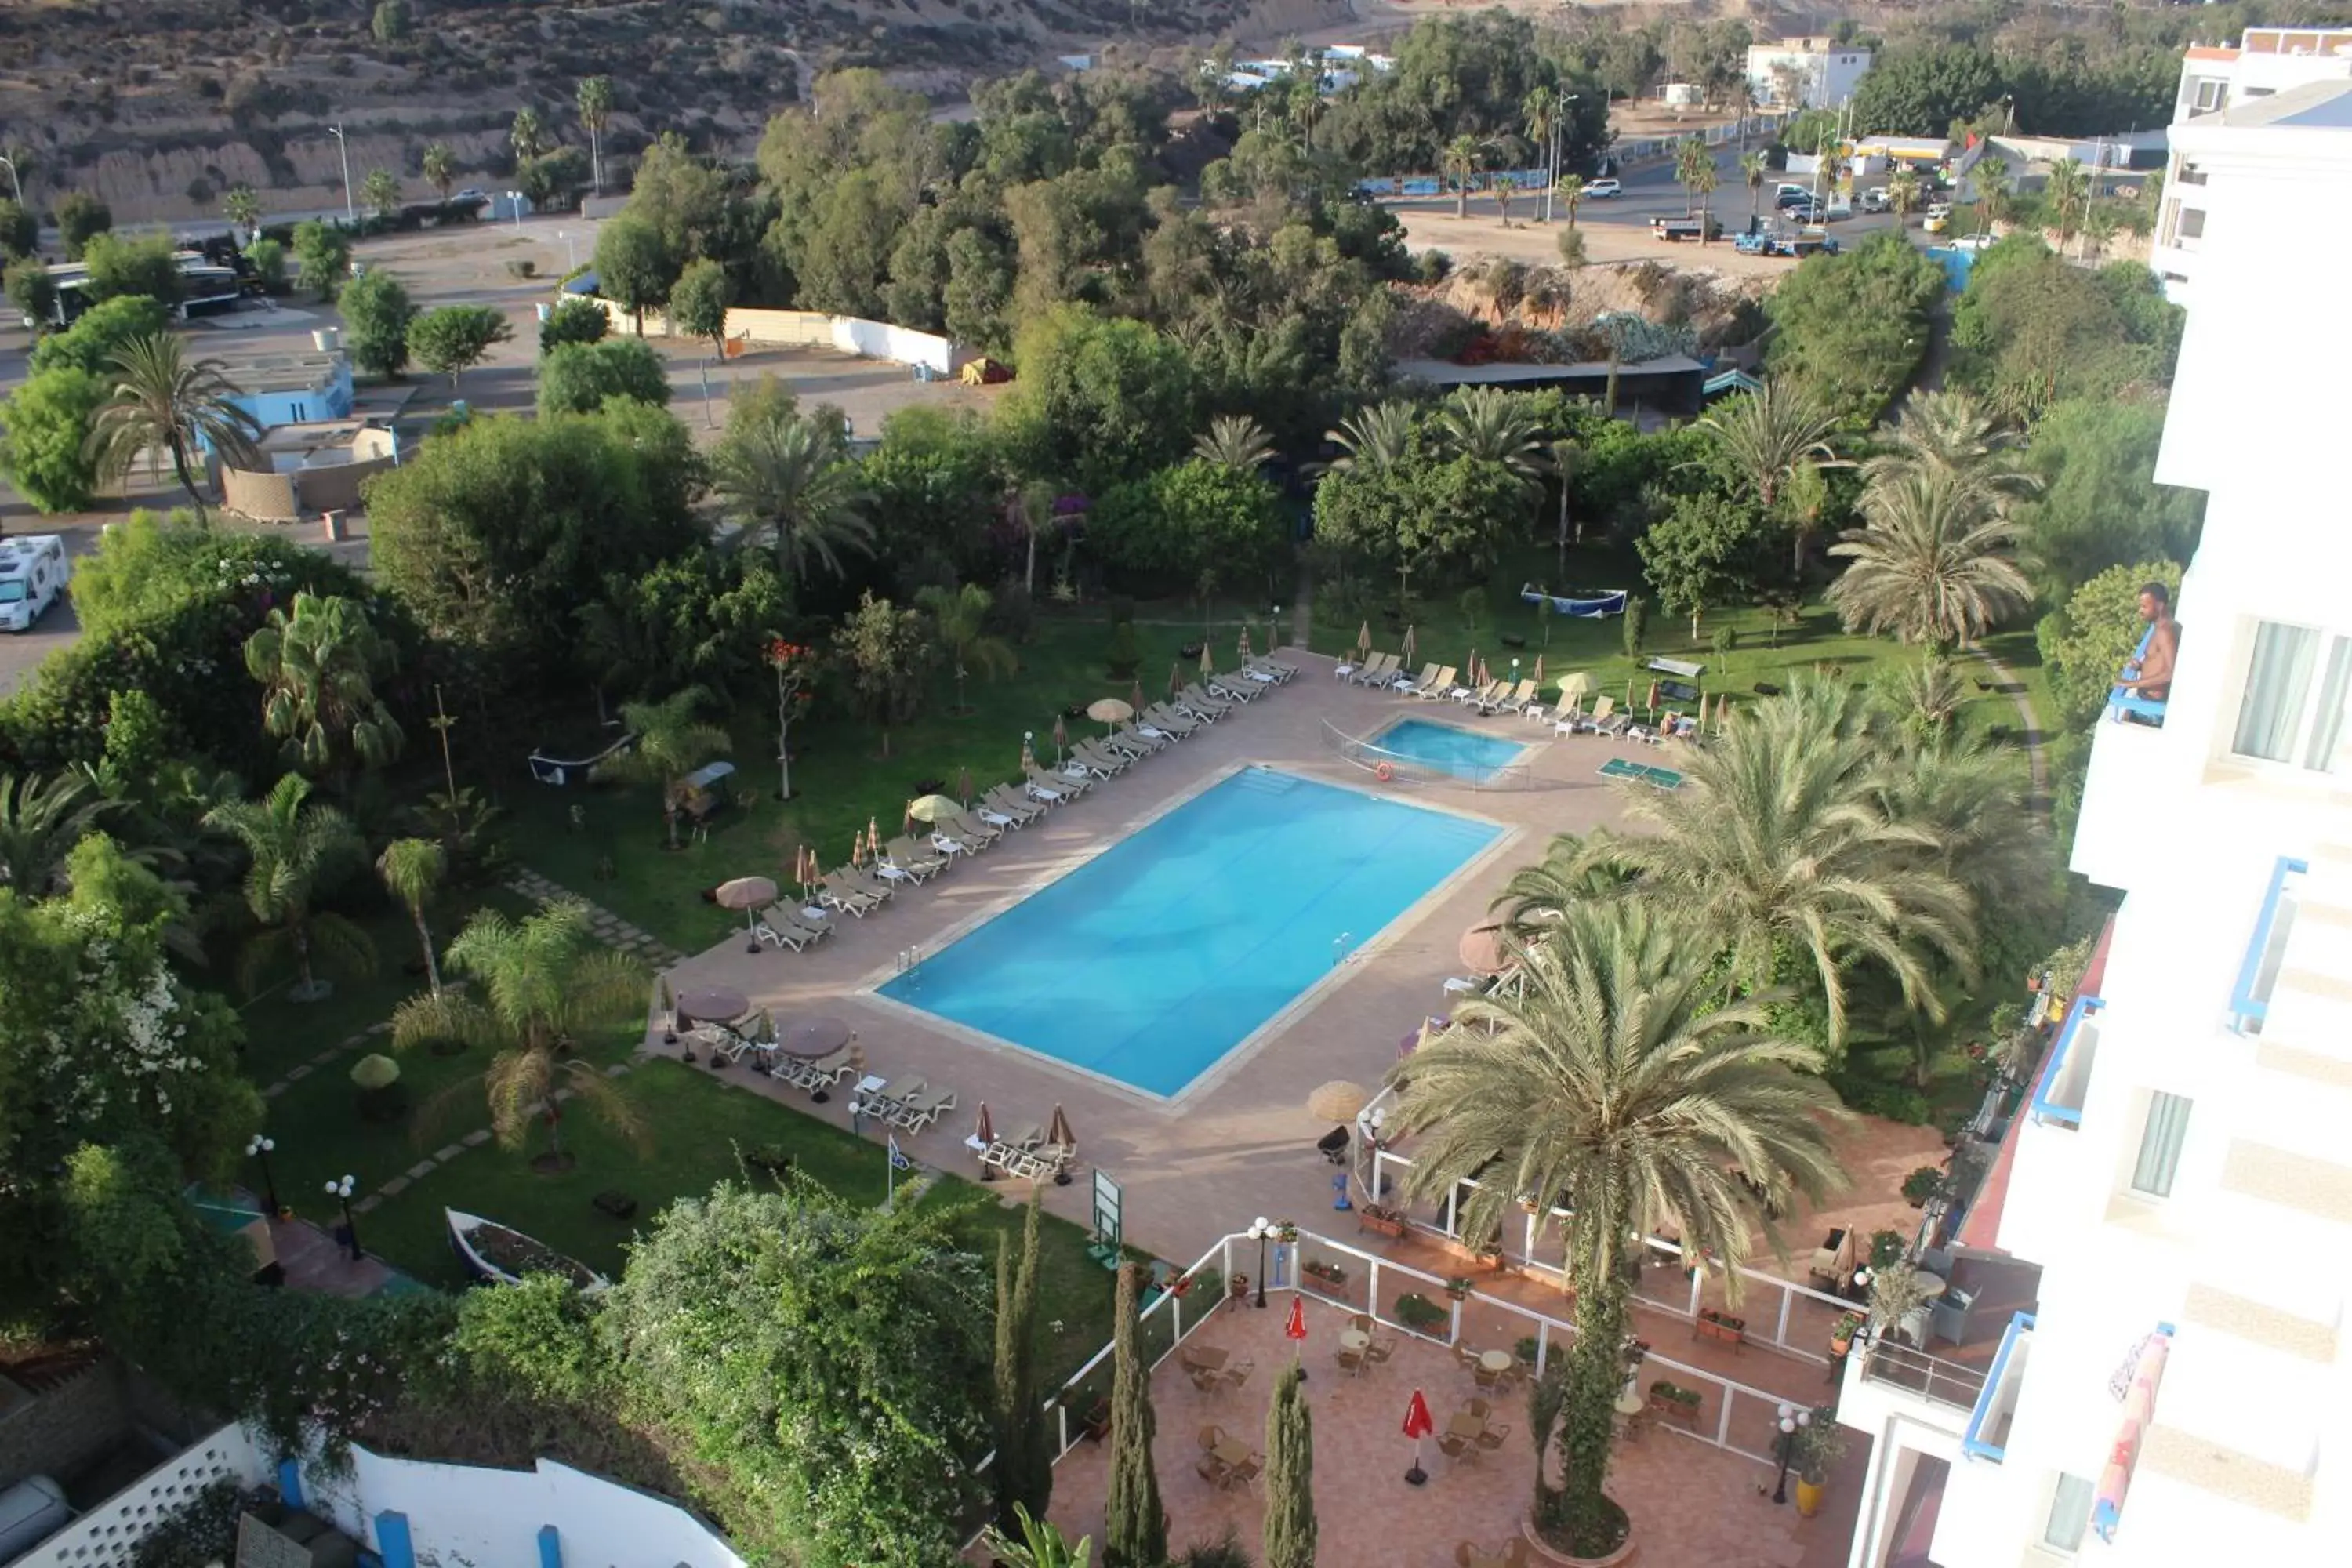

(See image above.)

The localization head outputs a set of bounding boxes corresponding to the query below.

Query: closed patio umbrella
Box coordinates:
[1465,648,1479,688]
[1052,713,1068,762]
[1047,1102,1076,1152]
[1200,643,1214,677]
[975,1102,995,1146]
[1402,623,1417,665]
[1307,1081,1370,1121]
[1533,654,1545,688]
[1356,621,1372,658]
[1238,624,1254,661]
[1170,661,1183,698]
[958,766,972,807]
[1020,731,1036,771]
[908,794,961,823]
[1131,679,1145,714]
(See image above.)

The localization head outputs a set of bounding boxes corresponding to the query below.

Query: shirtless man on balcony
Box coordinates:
[2121,583,2179,703]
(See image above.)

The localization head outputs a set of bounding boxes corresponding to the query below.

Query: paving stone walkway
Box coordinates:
[506,868,688,968]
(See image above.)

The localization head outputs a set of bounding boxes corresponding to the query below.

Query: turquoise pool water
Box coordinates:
[1375,717,1530,784]
[877,767,1501,1096]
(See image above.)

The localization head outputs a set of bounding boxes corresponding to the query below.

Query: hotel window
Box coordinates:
[2043,1472,2094,1552]
[2176,206,2205,244]
[2231,620,2352,771]
[2176,159,2208,186]
[2131,1092,2193,1199]
[2193,78,2226,111]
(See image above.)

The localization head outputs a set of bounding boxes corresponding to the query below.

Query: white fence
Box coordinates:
[592,300,963,376]
[16,1426,271,1568]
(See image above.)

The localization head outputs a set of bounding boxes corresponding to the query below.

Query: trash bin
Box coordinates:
[321,510,347,543]
[312,326,342,353]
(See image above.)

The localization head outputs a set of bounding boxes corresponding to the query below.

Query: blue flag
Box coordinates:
[887,1135,911,1171]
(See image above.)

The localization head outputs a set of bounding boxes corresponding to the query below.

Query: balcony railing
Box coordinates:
[2030,996,2106,1128]
[1962,1312,2035,1462]
[1859,1337,1987,1413]
[2229,856,2307,1035]
[2107,627,2168,726]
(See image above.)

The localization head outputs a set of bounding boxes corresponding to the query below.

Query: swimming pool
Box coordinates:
[876,767,1501,1097]
[1374,717,1531,785]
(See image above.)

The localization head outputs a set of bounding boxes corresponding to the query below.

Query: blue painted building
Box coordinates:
[209,350,354,444]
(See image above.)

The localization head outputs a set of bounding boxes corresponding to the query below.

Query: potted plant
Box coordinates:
[1646,1378,1701,1425]
[1302,1258,1348,1294]
[1868,1228,1908,1273]
[1394,1291,1448,1332]
[1867,1263,1938,1348]
[1791,1409,1847,1517]
[1829,1312,1863,1358]
[1359,1203,1407,1239]
[1695,1306,1746,1345]
[1445,1276,1475,1301]
[1902,1166,1944,1207]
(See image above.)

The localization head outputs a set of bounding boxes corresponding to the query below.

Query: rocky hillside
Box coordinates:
[0,0,1349,224]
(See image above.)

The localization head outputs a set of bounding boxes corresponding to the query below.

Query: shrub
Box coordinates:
[1104,619,1140,681]
[1392,1291,1446,1330]
[350,1053,408,1124]
[1901,1166,1943,1207]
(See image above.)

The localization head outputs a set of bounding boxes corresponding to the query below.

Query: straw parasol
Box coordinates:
[1086,697,1133,729]
[1465,647,1479,689]
[907,793,961,823]
[868,815,882,855]
[1052,713,1068,762]
[1307,1081,1370,1121]
[1238,624,1254,661]
[715,876,779,953]
[1199,642,1214,677]
[1556,670,1595,701]
[1356,620,1372,658]
[1533,654,1545,688]
[1458,921,1507,976]
[849,832,865,868]
[1402,623,1417,665]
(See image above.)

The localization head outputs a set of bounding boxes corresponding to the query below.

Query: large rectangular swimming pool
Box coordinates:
[876,767,1501,1097]
[1374,717,1530,785]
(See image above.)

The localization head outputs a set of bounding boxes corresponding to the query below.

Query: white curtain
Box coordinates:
[2131,1091,2194,1198]
[2304,636,2352,772]
[2233,621,2318,763]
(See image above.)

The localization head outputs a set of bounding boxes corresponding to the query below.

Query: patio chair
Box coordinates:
[1410,665,1459,702]
[1217,1358,1254,1390]
[1467,1397,1493,1421]
[1197,1424,1227,1451]
[1026,764,1091,800]
[1334,1344,1366,1376]
[1475,1422,1512,1452]
[753,902,824,950]
[881,836,949,881]
[1437,1431,1478,1465]
[1453,1342,1486,1374]
[1365,1334,1397,1368]
[1473,1362,1504,1392]
[1188,1365,1223,1393]
[1194,1454,1227,1485]
[1394,662,1441,695]
[819,871,885,918]
[982,785,1047,825]
[942,809,1004,846]
[1222,1454,1263,1491]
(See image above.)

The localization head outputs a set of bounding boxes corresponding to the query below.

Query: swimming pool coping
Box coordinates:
[1369,713,1538,775]
[855,759,1524,1110]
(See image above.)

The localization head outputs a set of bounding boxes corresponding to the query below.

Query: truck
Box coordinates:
[1650,214,1722,243]
[1733,229,1842,260]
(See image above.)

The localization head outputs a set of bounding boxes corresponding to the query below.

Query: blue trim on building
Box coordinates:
[1961,1312,2035,1461]
[2230,855,2307,1029]
[2029,995,2104,1127]
[373,1512,415,1568]
[537,1523,562,1568]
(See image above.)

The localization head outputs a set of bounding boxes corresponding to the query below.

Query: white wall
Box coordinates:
[13,1426,270,1568]
[299,1446,744,1568]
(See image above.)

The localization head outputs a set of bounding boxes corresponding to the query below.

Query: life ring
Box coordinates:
[1375,762,1395,783]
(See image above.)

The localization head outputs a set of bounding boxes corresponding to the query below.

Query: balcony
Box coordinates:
[1857,1337,1987,1413]
[2029,996,2106,1128]
[2071,716,2166,890]
[2229,856,2307,1035]
[1960,1312,2034,1462]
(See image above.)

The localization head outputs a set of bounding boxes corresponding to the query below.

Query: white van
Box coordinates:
[0,534,66,633]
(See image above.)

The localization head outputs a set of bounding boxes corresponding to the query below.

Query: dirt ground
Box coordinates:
[1396,201,1805,278]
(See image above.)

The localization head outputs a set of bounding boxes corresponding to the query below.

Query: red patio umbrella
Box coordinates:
[1284,1294,1308,1366]
[1403,1388,1436,1486]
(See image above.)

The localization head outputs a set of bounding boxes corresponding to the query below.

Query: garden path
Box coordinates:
[503,868,689,969]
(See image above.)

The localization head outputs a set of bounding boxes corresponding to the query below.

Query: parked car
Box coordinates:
[1781,197,1824,223]
[1860,187,1891,213]
[1947,231,1999,253]
[1584,178,1622,198]
[1923,202,1954,234]
[1775,187,1817,210]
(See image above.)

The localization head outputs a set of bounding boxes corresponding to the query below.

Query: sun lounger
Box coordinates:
[1177,684,1234,719]
[820,870,887,917]
[1098,730,1153,762]
[861,1075,924,1117]
[1572,695,1618,734]
[982,785,1047,825]
[1479,679,1537,715]
[754,902,825,949]
[1406,664,1458,701]
[942,809,1003,845]
[1244,657,1296,684]
[1206,675,1260,702]
[1456,679,1506,709]
[1349,653,1399,686]
[1114,723,1171,753]
[891,1087,958,1131]
[783,904,837,942]
[1027,764,1091,800]
[1142,702,1200,735]
[1393,662,1441,694]
[882,836,949,880]
[928,826,979,858]
[1072,740,1132,777]
[1551,697,1584,734]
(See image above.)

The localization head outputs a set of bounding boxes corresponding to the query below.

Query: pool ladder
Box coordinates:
[896,945,924,986]
[1332,931,1356,967]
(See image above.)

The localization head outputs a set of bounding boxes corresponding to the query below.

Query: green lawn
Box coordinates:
[340,1055,1120,1385]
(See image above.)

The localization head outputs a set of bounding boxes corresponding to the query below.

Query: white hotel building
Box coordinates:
[1834,78,2352,1568]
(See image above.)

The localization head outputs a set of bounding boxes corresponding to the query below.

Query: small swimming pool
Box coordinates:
[876,767,1501,1097]
[1374,717,1532,785]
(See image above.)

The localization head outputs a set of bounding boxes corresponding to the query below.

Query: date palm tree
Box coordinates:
[205,773,373,1001]
[1553,173,1585,231]
[390,899,648,1164]
[1504,681,1976,1041]
[1740,149,1768,220]
[421,141,456,203]
[376,837,448,996]
[916,582,1017,715]
[1524,88,1563,220]
[85,335,263,521]
[1673,135,1711,216]
[1443,135,1480,220]
[1862,390,2038,516]
[1436,384,1544,479]
[1886,167,1922,230]
[1322,400,1414,474]
[222,184,260,240]
[599,687,731,850]
[244,591,405,775]
[576,75,614,195]
[510,107,546,164]
[0,770,115,895]
[1192,413,1275,474]
[710,409,875,588]
[1969,153,2009,234]
[1691,383,1849,571]
[1828,472,2034,649]
[2044,158,2090,250]
[1382,902,1842,1555]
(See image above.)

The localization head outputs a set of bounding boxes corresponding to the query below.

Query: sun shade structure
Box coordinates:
[1086,697,1134,725]
[715,876,778,909]
[777,1017,852,1058]
[907,793,961,822]
[1458,921,1508,975]
[1307,1080,1371,1121]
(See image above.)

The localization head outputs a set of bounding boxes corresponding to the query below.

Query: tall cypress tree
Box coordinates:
[1102,1261,1165,1568]
[992,1193,1054,1531]
[1261,1362,1316,1568]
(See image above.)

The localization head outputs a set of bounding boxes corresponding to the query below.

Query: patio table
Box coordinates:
[1339,1330,1370,1353]
[1479,1349,1514,1374]
[1181,1345,1229,1373]
[1212,1439,1253,1469]
[1448,1413,1486,1440]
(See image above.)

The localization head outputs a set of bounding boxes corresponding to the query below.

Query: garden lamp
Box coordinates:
[245,1134,280,1216]
[1772,1401,1810,1504]
[325,1174,363,1261]
[1249,1216,1275,1308]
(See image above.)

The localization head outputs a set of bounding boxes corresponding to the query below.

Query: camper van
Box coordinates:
[0,535,67,633]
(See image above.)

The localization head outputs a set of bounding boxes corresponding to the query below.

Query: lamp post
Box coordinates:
[327,124,354,226]
[1772,1402,1810,1504]
[557,228,576,270]
[505,191,526,229]
[1272,603,1283,648]
[1249,1215,1276,1308]
[325,1174,362,1261]
[245,1134,281,1217]
[0,154,20,205]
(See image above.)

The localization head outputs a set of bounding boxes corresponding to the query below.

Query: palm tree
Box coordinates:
[85,335,263,521]
[1192,413,1275,474]
[361,167,401,220]
[1436,385,1544,478]
[1011,481,1057,601]
[1545,436,1581,572]
[1508,681,1976,1040]
[1553,173,1585,231]
[710,411,875,587]
[1828,473,2034,651]
[244,591,405,775]
[1886,167,1922,230]
[0,771,114,894]
[390,900,648,1163]
[2044,158,2090,250]
[1882,655,1967,738]
[1487,139,1519,226]
[204,773,374,1001]
[510,107,546,164]
[377,838,448,996]
[1673,136,1711,216]
[1323,401,1414,473]
[601,687,731,849]
[1740,150,1767,220]
[1523,88,1563,221]
[223,185,260,240]
[1688,156,1719,241]
[1443,136,1480,220]
[1867,726,2050,924]
[576,75,614,195]
[916,583,1017,714]
[1382,902,1842,1555]
[1862,390,2038,515]
[421,142,456,203]
[1969,154,2009,234]
[1691,383,1848,572]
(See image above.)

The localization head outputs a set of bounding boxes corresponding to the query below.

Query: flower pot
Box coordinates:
[1829,1335,1853,1357]
[1795,1477,1824,1518]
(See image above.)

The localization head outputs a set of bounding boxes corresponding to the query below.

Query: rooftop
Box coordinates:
[2207,76,2352,129]
[212,350,347,394]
